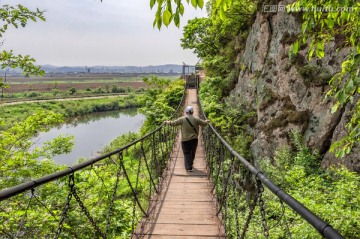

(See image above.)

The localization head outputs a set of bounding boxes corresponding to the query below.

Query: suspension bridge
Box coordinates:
[0,85,345,238]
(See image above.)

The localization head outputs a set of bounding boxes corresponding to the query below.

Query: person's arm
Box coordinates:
[164,117,183,126]
[195,117,210,126]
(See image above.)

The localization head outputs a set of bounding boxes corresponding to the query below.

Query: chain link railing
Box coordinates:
[198,93,345,239]
[0,82,347,238]
[0,89,186,239]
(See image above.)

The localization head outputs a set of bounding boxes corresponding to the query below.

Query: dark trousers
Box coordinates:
[181,138,198,170]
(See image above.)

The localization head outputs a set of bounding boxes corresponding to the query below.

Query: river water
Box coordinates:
[33,108,145,165]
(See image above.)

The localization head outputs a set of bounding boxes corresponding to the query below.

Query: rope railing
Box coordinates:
[198,94,345,239]
[0,88,186,238]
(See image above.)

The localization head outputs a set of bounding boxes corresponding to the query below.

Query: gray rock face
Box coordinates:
[231,0,359,172]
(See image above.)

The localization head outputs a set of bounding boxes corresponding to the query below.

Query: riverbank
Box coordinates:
[0,94,140,130]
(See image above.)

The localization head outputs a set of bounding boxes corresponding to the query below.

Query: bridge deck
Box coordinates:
[134,89,225,238]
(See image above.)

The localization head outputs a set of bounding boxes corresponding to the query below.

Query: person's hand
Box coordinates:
[164,121,170,125]
[205,120,210,123]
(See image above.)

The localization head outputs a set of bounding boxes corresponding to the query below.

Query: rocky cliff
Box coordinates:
[231,0,359,172]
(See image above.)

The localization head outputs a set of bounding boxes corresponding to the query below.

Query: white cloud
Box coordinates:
[1,0,207,66]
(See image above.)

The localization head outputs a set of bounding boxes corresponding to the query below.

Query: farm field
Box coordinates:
[3,73,181,93]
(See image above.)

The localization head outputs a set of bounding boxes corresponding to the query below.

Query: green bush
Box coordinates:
[139,76,184,133]
[27,91,42,98]
[259,131,360,238]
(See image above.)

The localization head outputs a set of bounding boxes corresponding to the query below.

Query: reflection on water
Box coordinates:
[33,108,145,165]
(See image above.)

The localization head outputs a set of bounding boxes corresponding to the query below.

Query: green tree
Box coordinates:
[68,87,77,95]
[51,88,60,97]
[139,76,184,132]
[0,4,46,93]
[180,0,256,77]
[0,111,73,188]
[181,17,218,58]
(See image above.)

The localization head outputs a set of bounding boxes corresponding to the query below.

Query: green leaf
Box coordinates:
[174,13,180,27]
[338,90,346,104]
[179,3,185,15]
[166,0,172,12]
[316,42,324,58]
[197,0,204,8]
[157,16,162,29]
[150,0,156,9]
[162,10,172,26]
[191,0,197,8]
[345,79,354,93]
[325,18,335,29]
[293,41,299,54]
[308,48,315,60]
[219,7,225,19]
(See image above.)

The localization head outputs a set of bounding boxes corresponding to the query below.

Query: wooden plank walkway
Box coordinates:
[134,89,225,239]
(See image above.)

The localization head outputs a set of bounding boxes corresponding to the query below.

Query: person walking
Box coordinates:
[165,105,209,172]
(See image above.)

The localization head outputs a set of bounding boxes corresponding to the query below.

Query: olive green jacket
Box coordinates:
[169,114,208,142]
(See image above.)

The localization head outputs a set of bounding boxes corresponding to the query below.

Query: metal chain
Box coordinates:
[240,193,258,239]
[72,186,106,239]
[231,173,241,238]
[91,160,109,192]
[105,152,124,236]
[158,129,166,172]
[280,200,293,239]
[141,141,159,194]
[131,146,143,232]
[119,151,148,217]
[216,157,233,216]
[32,188,57,220]
[151,133,159,177]
[54,174,74,239]
[212,143,223,194]
[16,190,34,237]
[257,178,269,239]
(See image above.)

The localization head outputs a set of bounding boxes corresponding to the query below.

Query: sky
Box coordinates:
[1,0,207,67]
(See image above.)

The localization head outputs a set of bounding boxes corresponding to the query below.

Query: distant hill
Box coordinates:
[1,64,184,75]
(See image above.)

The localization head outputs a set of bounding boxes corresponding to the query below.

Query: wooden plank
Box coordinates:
[134,89,225,239]
[160,202,215,210]
[146,223,223,236]
[154,214,219,224]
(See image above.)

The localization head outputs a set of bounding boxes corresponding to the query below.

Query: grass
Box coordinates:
[0,95,141,130]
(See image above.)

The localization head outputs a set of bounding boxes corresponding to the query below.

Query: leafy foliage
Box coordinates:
[150,0,204,28]
[0,4,46,92]
[0,93,174,237]
[149,0,253,29]
[200,77,255,158]
[288,0,360,157]
[0,111,71,188]
[181,17,218,58]
[181,0,255,77]
[0,4,45,35]
[139,76,184,132]
[259,131,360,238]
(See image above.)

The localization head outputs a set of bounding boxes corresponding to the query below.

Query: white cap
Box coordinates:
[185,105,194,114]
